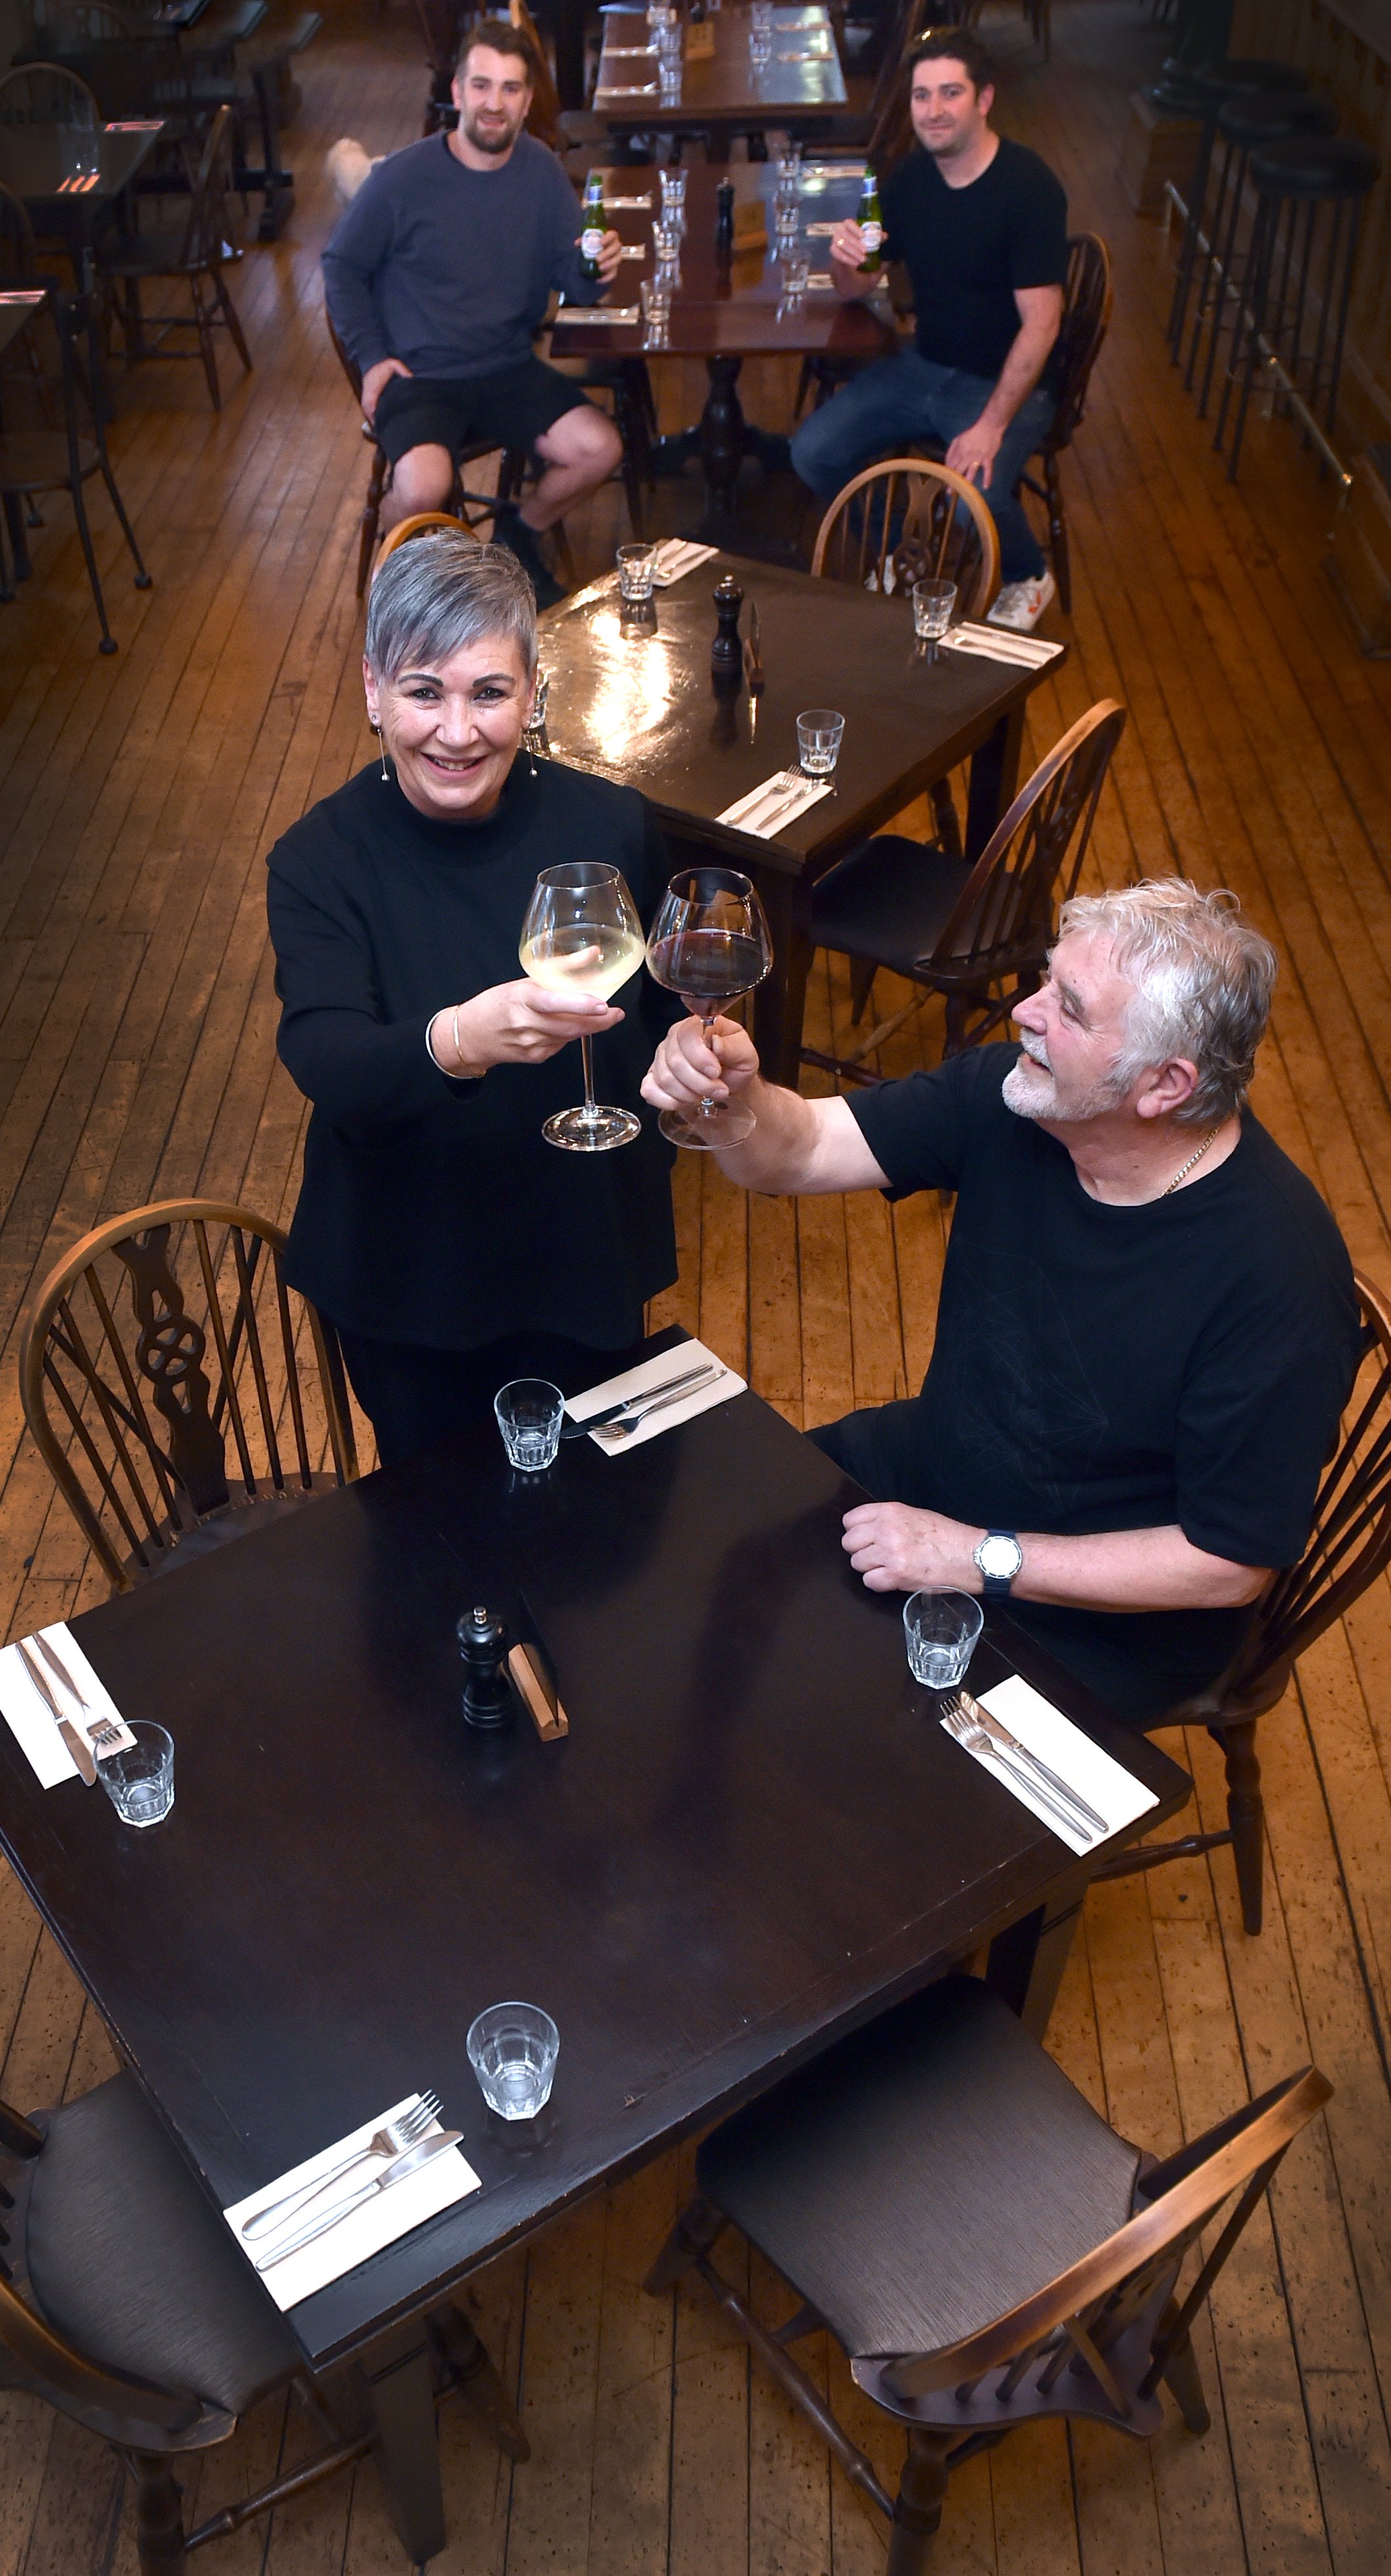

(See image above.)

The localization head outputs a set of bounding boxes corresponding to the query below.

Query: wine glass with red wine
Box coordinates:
[646,865,773,1150]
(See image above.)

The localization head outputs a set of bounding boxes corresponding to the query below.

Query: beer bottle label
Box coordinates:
[581,225,604,259]
[860,220,883,253]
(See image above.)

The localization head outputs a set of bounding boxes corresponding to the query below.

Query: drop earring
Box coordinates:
[369,717,389,783]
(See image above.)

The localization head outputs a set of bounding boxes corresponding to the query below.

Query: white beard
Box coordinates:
[1002,1046,1120,1125]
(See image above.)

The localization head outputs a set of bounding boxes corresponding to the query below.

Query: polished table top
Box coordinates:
[550,159,894,363]
[0,1343,1186,2368]
[0,290,47,357]
[0,120,164,221]
[537,550,1067,880]
[596,3,850,130]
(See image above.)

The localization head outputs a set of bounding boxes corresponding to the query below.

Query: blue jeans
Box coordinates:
[790,349,1054,584]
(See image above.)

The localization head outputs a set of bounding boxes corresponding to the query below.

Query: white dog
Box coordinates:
[326,139,378,205]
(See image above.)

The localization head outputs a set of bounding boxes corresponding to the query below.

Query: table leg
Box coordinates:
[359,2336,447,2564]
[553,0,587,111]
[963,703,1025,860]
[701,357,749,512]
[749,869,812,1089]
[984,1877,1085,2038]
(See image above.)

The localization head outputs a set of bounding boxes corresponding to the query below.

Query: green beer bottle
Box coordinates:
[579,171,606,284]
[857,169,883,274]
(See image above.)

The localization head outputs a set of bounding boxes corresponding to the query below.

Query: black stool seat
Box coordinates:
[696,1978,1141,2361]
[1248,132,1380,198]
[809,838,975,979]
[1217,90,1336,146]
[1188,55,1308,99]
[25,2074,298,2414]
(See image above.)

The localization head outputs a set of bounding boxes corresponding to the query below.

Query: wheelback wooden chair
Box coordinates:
[646,1975,1332,2575]
[1096,1267,1391,1934]
[97,102,252,412]
[327,311,529,600]
[801,698,1126,1082]
[18,1199,359,1593]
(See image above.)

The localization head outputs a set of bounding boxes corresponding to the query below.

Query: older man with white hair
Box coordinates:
[640,881,1359,1724]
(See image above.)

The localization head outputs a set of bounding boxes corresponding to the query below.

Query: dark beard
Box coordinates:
[464,117,518,154]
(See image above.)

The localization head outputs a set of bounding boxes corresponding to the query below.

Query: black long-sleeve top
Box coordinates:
[265,756,678,1351]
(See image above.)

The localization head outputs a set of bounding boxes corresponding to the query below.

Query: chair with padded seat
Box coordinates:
[18,1198,360,1594]
[0,2069,526,2573]
[646,1974,1331,2576]
[1096,1267,1391,1935]
[800,698,1125,1082]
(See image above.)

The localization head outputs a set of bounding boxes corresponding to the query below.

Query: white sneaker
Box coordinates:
[986,569,1057,632]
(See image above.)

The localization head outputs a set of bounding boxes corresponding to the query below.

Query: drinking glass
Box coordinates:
[659,165,687,228]
[494,1379,565,1471]
[796,708,845,777]
[97,1722,175,1827]
[903,1591,984,1690]
[63,102,101,182]
[776,143,803,191]
[641,275,671,343]
[912,577,957,656]
[519,860,645,1148]
[646,865,773,1150]
[617,541,656,603]
[774,198,800,248]
[749,26,772,64]
[467,2002,560,2120]
[780,250,810,304]
[652,219,682,272]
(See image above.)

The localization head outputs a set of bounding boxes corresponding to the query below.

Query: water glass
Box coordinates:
[494,1378,564,1471]
[657,20,682,64]
[750,0,774,25]
[903,1590,984,1690]
[617,541,656,603]
[641,275,671,342]
[653,219,682,269]
[97,1722,175,1828]
[776,142,803,190]
[749,26,772,64]
[796,707,845,777]
[467,2003,560,2120]
[659,165,687,223]
[912,577,957,655]
[781,250,810,303]
[774,198,800,248]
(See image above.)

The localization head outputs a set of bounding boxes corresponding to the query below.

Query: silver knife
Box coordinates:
[596,1368,726,1439]
[563,1359,715,1437]
[957,1688,1107,1833]
[35,1632,91,1710]
[16,1640,97,1784]
[252,2129,464,2269]
[751,783,812,836]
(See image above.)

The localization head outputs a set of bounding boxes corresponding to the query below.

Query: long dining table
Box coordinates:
[0,1328,1188,2560]
[594,3,855,158]
[535,550,1066,1083]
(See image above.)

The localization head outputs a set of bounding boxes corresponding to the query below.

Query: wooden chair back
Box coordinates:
[18,1200,359,1595]
[921,699,1126,1034]
[173,98,236,273]
[0,61,100,124]
[374,509,476,569]
[1224,1271,1391,1705]
[862,0,985,171]
[1046,232,1113,454]
[508,0,563,148]
[809,456,1000,615]
[29,0,135,45]
[866,2061,1331,2418]
[411,0,467,132]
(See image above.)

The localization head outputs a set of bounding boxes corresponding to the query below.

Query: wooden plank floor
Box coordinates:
[3,2,1391,2567]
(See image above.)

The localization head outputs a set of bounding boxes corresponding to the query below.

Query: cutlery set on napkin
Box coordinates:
[558,302,642,326]
[0,1625,136,1787]
[717,769,832,839]
[649,538,720,584]
[943,621,1065,671]
[564,1340,744,1452]
[938,1676,1157,1856]
[223,2090,481,2311]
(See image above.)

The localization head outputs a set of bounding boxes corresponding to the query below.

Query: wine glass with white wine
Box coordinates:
[518,861,646,1150]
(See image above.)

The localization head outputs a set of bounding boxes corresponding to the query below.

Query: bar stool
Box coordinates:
[1166,58,1308,359]
[1187,89,1338,414]
[1220,132,1381,478]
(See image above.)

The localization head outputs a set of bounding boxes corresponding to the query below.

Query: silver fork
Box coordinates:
[739,767,803,830]
[940,1705,1090,1841]
[949,1689,1107,1834]
[240,2092,441,2241]
[598,1367,726,1443]
[35,1634,121,1753]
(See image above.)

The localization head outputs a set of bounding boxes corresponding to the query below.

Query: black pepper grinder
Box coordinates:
[715,175,735,249]
[458,1604,513,1730]
[711,573,743,685]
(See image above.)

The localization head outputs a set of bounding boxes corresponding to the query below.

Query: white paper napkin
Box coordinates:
[0,1625,137,1787]
[650,539,720,584]
[596,82,660,97]
[566,1339,745,1454]
[604,44,657,55]
[223,2095,481,2313]
[604,192,655,208]
[945,622,1064,668]
[556,303,642,326]
[717,772,833,837]
[946,1674,1159,1857]
[801,162,866,179]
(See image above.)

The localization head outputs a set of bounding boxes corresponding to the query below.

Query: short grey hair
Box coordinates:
[364,534,538,684]
[1058,878,1277,1125]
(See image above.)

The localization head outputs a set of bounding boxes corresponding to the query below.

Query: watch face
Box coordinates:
[978,1535,1021,1580]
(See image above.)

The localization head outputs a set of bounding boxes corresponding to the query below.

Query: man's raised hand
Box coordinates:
[641,1014,760,1115]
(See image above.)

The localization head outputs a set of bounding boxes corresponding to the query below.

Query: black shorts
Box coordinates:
[374,358,594,466]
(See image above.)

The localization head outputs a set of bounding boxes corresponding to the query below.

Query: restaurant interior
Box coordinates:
[1,0,1390,2569]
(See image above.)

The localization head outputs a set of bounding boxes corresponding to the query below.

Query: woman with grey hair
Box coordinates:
[265,533,677,1465]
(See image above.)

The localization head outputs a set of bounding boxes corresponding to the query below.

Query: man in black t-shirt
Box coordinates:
[641,883,1360,1726]
[789,28,1068,633]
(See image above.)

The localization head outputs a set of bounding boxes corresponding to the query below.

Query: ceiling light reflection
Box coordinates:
[585,613,679,760]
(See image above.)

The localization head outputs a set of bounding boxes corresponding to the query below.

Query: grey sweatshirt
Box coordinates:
[322,130,598,382]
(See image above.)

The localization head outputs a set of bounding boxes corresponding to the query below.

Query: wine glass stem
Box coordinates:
[580,1033,600,1122]
[698,1010,720,1117]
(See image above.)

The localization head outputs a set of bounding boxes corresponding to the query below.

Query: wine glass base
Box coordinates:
[542,1103,643,1152]
[659,1102,757,1152]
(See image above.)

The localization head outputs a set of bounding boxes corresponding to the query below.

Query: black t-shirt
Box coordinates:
[881,135,1069,383]
[841,1046,1360,1723]
[266,756,678,1352]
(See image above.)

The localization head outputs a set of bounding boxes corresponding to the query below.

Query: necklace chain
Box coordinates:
[1160,1127,1221,1197]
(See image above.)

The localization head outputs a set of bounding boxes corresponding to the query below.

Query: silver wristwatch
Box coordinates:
[973,1530,1023,1600]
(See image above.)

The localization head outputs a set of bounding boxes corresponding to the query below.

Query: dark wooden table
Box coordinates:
[594,4,853,156]
[0,122,165,286]
[537,551,1066,1081]
[0,288,46,358]
[550,159,893,513]
[0,1342,1187,2558]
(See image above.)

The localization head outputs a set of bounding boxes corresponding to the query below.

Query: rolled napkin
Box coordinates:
[717,771,833,838]
[566,1339,745,1454]
[0,1625,137,1787]
[223,2093,480,2312]
[946,1674,1158,1858]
